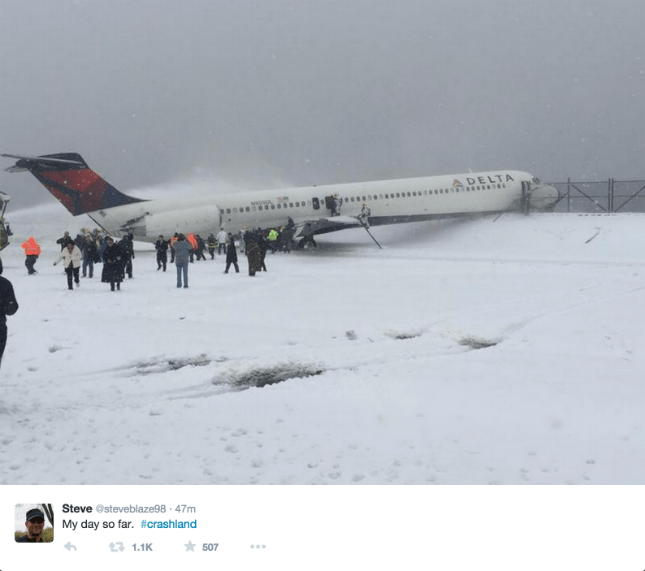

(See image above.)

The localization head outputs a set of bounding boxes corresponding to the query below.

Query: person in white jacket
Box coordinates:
[54,241,83,290]
[216,228,228,255]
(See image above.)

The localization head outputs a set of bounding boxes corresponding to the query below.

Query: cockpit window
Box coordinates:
[532,177,541,184]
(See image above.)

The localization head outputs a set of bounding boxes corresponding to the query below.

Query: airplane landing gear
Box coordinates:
[297,236,317,249]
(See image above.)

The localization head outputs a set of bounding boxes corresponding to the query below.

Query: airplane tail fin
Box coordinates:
[2,152,146,216]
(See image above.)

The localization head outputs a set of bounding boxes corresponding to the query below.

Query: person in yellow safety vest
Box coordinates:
[20,236,41,275]
[267,228,279,252]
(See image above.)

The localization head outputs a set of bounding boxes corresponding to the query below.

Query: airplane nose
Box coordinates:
[531,183,560,210]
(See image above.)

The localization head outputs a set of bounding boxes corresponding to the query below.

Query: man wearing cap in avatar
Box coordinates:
[16,508,47,542]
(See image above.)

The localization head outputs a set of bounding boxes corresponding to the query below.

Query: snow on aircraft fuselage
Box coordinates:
[2,152,559,247]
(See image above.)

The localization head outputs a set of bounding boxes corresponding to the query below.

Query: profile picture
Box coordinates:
[14,504,54,543]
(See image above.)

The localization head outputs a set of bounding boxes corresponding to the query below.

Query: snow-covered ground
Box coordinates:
[1,204,643,485]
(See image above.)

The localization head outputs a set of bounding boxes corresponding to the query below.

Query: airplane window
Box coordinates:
[226,208,231,214]
[271,205,276,209]
[258,205,263,211]
[277,204,281,209]
[233,208,238,213]
[380,194,383,199]
[289,202,294,207]
[246,207,250,212]
[362,196,366,201]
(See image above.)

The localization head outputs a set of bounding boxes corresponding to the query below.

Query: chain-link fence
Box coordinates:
[550,180,645,213]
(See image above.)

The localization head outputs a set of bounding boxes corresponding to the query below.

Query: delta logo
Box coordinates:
[452,179,464,188]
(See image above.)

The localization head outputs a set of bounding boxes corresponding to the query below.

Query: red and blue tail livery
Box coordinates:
[2,152,145,216]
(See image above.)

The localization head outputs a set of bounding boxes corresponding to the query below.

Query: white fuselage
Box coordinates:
[85,170,557,242]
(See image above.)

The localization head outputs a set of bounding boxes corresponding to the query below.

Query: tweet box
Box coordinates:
[3,485,644,570]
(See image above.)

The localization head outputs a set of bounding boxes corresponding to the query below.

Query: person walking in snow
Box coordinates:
[224,234,239,274]
[216,228,228,254]
[20,236,41,275]
[0,257,19,370]
[119,233,135,278]
[172,233,192,288]
[207,233,217,259]
[56,231,71,251]
[155,235,168,271]
[81,234,98,278]
[102,237,125,291]
[53,240,82,290]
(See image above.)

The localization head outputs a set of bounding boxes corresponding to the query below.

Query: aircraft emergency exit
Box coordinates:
[2,152,559,247]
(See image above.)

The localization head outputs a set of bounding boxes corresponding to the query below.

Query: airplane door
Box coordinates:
[521,181,531,214]
[312,197,320,210]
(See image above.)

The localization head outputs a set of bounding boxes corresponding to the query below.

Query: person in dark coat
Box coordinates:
[102,237,125,291]
[172,233,192,288]
[0,257,19,370]
[118,233,135,278]
[56,231,71,250]
[155,235,168,271]
[257,231,268,272]
[243,230,262,276]
[207,233,217,259]
[82,235,98,278]
[194,234,207,261]
[224,234,239,273]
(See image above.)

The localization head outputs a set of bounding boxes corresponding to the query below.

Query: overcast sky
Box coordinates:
[1,0,644,210]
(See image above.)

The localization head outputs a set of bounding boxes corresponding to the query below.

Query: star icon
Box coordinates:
[184,540,196,552]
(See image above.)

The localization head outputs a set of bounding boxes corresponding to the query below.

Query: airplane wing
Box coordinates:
[295,215,363,238]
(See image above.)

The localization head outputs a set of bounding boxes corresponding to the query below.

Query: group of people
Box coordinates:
[18,229,135,292]
[154,230,240,287]
[15,222,301,293]
[0,221,306,369]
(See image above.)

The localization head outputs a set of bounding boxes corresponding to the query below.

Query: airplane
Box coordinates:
[1,152,559,248]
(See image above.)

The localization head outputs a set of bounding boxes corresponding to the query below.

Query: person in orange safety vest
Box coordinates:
[186,233,197,263]
[20,236,41,275]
